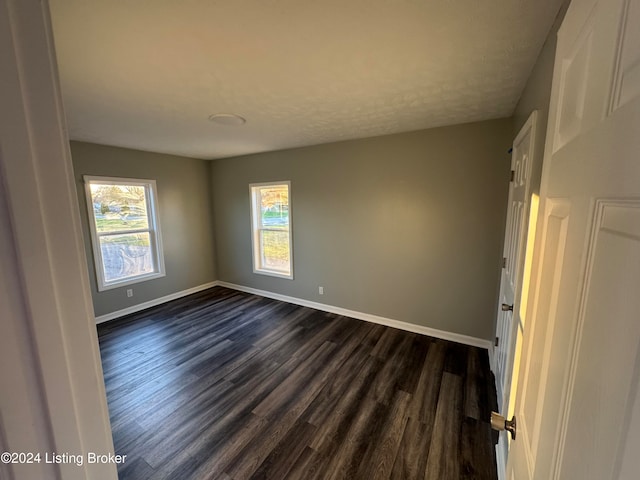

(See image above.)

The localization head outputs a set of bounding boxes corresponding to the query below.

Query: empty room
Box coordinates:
[3,0,640,480]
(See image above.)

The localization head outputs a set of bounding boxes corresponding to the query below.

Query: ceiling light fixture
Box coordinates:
[208,113,247,126]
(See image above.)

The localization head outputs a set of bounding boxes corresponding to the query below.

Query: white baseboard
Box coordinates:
[216,281,493,350]
[94,281,218,324]
[95,279,494,351]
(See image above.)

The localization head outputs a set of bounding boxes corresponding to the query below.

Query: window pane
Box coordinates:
[250,182,292,279]
[90,184,149,232]
[260,229,290,272]
[259,186,289,228]
[99,232,154,282]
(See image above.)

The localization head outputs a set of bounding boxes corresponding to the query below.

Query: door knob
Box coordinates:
[501,303,514,311]
[491,412,517,440]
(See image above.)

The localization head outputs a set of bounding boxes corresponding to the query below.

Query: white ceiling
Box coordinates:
[50,0,565,160]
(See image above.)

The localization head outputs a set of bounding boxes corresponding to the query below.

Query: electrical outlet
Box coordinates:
[319,286,324,295]
[126,289,133,298]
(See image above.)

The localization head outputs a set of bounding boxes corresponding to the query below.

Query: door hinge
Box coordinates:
[502,257,507,268]
[495,336,499,347]
[510,170,515,182]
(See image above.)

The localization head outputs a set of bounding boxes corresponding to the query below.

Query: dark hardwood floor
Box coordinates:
[97,286,498,480]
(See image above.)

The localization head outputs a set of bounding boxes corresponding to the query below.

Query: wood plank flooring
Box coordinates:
[97,286,498,480]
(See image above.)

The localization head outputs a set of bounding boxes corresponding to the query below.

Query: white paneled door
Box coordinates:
[493,111,537,470]
[507,0,640,479]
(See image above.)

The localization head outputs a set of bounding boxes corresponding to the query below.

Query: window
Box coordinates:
[249,182,293,279]
[84,176,165,291]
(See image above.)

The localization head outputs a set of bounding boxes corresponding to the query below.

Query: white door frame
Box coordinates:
[0,0,116,478]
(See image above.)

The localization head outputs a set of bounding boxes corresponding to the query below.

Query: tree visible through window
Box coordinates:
[250,182,292,279]
[84,176,165,291]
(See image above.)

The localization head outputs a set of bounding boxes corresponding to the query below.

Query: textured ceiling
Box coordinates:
[50,0,565,160]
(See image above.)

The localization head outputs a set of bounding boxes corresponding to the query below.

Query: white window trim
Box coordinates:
[249,181,293,280]
[84,175,166,291]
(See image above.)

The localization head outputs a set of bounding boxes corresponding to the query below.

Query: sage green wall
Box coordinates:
[71,141,216,317]
[212,119,512,340]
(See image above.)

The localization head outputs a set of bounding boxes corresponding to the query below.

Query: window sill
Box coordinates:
[253,268,293,280]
